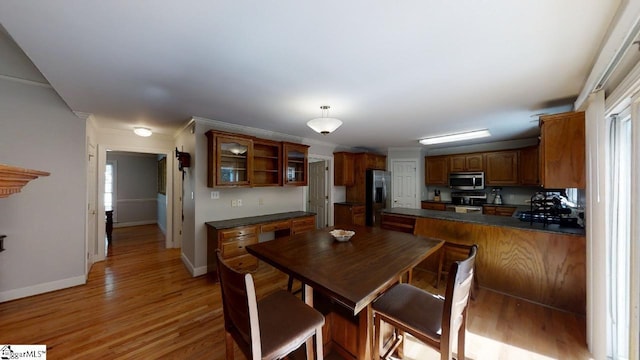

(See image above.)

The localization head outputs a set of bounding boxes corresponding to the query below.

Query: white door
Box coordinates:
[308,161,327,228]
[392,160,418,208]
[86,142,97,274]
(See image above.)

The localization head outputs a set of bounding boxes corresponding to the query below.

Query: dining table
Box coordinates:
[246,225,443,359]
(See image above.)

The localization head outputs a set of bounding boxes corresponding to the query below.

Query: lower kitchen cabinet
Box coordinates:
[334,203,365,227]
[421,201,447,211]
[483,205,517,216]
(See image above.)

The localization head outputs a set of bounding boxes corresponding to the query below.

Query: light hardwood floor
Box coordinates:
[0,225,593,359]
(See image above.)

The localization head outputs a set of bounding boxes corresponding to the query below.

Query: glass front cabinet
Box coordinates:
[207,131,253,187]
[283,142,309,186]
[206,131,308,188]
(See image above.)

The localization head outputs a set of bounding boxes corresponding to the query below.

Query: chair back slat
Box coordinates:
[442,245,477,356]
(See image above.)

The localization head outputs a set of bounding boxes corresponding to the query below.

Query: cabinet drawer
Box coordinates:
[292,216,316,234]
[221,237,258,259]
[225,254,258,272]
[219,226,258,240]
[260,220,291,233]
[351,206,365,214]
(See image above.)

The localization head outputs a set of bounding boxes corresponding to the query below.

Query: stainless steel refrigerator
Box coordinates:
[365,169,391,226]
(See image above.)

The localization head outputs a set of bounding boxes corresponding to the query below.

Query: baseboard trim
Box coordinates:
[180,252,208,277]
[114,220,156,228]
[0,275,86,303]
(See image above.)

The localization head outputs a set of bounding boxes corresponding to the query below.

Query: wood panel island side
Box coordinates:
[381,208,586,315]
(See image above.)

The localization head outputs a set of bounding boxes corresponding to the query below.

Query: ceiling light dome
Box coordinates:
[133,127,152,137]
[307,106,342,135]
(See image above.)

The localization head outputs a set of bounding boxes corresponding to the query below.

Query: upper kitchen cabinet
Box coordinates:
[252,139,282,187]
[539,112,585,189]
[345,152,387,203]
[425,155,449,185]
[283,142,309,185]
[334,152,355,186]
[485,150,519,186]
[206,131,253,187]
[450,153,483,172]
[519,145,540,186]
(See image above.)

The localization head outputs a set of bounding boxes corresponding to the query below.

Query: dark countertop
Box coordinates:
[383,208,585,236]
[205,211,316,230]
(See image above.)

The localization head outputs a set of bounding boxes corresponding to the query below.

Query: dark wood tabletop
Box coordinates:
[246,225,443,315]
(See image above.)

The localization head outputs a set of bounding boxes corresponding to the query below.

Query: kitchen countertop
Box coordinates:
[383,207,585,236]
[205,211,316,230]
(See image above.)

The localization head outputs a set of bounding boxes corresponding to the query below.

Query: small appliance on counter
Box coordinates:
[491,187,503,204]
[448,191,486,213]
[519,190,584,228]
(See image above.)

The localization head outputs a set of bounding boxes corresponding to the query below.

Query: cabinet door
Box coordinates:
[334,152,354,186]
[421,202,446,211]
[206,131,253,187]
[483,206,496,215]
[292,216,315,234]
[539,112,585,188]
[425,156,449,185]
[495,206,517,216]
[485,150,519,185]
[519,146,540,186]
[252,139,282,187]
[465,154,484,171]
[334,204,351,227]
[352,205,366,225]
[283,142,309,185]
[449,155,466,172]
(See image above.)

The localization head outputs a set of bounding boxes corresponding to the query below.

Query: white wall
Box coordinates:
[0,76,86,302]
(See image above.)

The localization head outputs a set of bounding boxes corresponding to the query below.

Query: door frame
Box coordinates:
[95,144,174,262]
[306,154,333,227]
[390,158,419,209]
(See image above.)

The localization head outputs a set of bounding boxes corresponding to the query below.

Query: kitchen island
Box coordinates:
[382,208,585,314]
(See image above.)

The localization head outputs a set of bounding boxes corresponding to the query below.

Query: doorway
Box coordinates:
[94,144,173,263]
[307,156,331,228]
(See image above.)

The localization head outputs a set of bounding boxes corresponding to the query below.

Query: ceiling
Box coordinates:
[0,1,621,150]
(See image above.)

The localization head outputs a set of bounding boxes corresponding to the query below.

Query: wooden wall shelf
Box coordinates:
[0,164,50,198]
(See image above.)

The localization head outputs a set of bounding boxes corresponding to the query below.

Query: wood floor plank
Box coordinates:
[0,224,592,359]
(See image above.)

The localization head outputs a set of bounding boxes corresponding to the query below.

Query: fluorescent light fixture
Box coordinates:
[419,129,491,145]
[133,127,152,137]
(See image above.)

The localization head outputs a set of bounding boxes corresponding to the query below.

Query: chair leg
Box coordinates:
[373,313,382,359]
[287,275,294,292]
[436,247,445,288]
[315,326,324,360]
[225,331,234,360]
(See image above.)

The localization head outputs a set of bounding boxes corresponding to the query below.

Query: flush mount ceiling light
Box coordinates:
[307,105,343,135]
[419,129,491,145]
[133,127,152,137]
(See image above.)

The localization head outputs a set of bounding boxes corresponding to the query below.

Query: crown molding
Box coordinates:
[0,74,52,88]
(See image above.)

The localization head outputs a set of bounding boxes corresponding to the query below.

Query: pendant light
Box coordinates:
[307,106,342,135]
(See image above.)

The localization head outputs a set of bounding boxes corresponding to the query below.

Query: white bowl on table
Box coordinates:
[330,229,355,242]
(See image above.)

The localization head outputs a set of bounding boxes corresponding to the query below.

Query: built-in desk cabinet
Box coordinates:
[207,213,316,275]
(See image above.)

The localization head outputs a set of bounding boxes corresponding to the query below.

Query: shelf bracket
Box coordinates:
[0,235,5,252]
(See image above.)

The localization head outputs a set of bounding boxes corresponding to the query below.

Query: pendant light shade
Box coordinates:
[307,106,342,135]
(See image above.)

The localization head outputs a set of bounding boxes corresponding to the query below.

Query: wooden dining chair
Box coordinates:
[436,242,479,300]
[216,251,325,360]
[372,245,478,360]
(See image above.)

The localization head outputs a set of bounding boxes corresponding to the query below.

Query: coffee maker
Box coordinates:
[492,187,503,205]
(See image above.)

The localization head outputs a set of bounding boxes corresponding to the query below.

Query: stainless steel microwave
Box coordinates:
[449,172,485,190]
